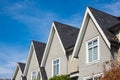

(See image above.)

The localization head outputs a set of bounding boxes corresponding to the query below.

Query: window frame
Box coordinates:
[31,70,37,80]
[52,58,60,77]
[86,36,100,64]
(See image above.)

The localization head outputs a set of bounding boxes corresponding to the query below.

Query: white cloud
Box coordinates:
[105,0,120,16]
[0,44,27,78]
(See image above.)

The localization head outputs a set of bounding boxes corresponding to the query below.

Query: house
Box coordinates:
[11,62,25,80]
[72,7,120,80]
[41,21,79,80]
[23,40,47,80]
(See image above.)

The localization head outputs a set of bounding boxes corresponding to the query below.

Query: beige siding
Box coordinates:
[45,31,67,79]
[26,51,40,80]
[78,18,112,80]
[15,68,22,80]
[68,52,79,74]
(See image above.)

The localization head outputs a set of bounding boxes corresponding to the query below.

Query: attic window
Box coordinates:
[52,58,60,76]
[86,37,100,64]
[31,71,37,80]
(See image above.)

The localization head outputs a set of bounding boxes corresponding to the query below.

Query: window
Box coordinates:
[52,59,60,76]
[87,37,99,63]
[31,71,37,80]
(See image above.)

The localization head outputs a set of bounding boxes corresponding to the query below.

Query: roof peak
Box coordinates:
[32,40,46,45]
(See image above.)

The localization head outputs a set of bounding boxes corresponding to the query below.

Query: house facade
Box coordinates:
[23,41,46,80]
[12,7,120,80]
[41,21,79,80]
[72,7,120,80]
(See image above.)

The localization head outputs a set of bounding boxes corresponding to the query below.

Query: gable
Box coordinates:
[41,23,66,67]
[15,68,22,80]
[45,28,67,78]
[26,50,40,80]
[72,7,114,58]
[78,18,113,79]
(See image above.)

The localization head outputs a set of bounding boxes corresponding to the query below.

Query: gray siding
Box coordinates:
[15,68,22,80]
[45,31,67,79]
[78,18,112,80]
[26,51,40,80]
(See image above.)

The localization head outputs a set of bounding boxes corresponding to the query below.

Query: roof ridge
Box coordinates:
[32,40,46,45]
[53,21,79,30]
[88,6,118,18]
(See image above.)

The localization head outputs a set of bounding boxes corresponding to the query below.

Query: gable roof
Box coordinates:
[72,7,120,58]
[41,21,79,67]
[18,62,25,73]
[54,21,79,49]
[23,40,46,76]
[32,40,46,65]
[12,62,25,80]
[89,7,120,43]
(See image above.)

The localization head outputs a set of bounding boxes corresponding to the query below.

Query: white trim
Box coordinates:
[41,22,66,67]
[72,7,111,59]
[31,70,37,80]
[52,58,60,77]
[86,36,100,64]
[53,24,66,55]
[84,73,102,80]
[23,43,34,76]
[69,73,79,78]
[41,24,55,67]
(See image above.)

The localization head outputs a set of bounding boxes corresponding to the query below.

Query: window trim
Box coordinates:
[52,58,60,77]
[31,70,37,80]
[83,73,102,80]
[86,36,100,64]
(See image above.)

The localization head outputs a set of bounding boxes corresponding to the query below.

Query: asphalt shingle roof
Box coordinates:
[54,21,79,50]
[89,7,120,43]
[18,62,25,73]
[40,67,48,80]
[32,40,46,66]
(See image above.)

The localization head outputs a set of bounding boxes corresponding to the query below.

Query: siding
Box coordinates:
[15,68,22,80]
[45,30,67,79]
[78,18,112,80]
[26,51,40,80]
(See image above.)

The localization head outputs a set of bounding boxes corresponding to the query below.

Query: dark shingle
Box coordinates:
[32,40,46,66]
[53,21,79,50]
[18,62,25,73]
[40,67,48,80]
[88,7,120,43]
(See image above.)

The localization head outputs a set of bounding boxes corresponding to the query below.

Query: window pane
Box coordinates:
[88,48,92,62]
[53,59,59,76]
[32,71,37,80]
[56,59,59,64]
[88,42,92,48]
[93,46,98,60]
[93,40,97,45]
[56,64,59,74]
[54,60,57,64]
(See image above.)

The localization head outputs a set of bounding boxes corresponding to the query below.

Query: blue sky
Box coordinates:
[0,0,120,78]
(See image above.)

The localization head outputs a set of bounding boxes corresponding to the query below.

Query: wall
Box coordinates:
[45,30,67,79]
[78,18,112,80]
